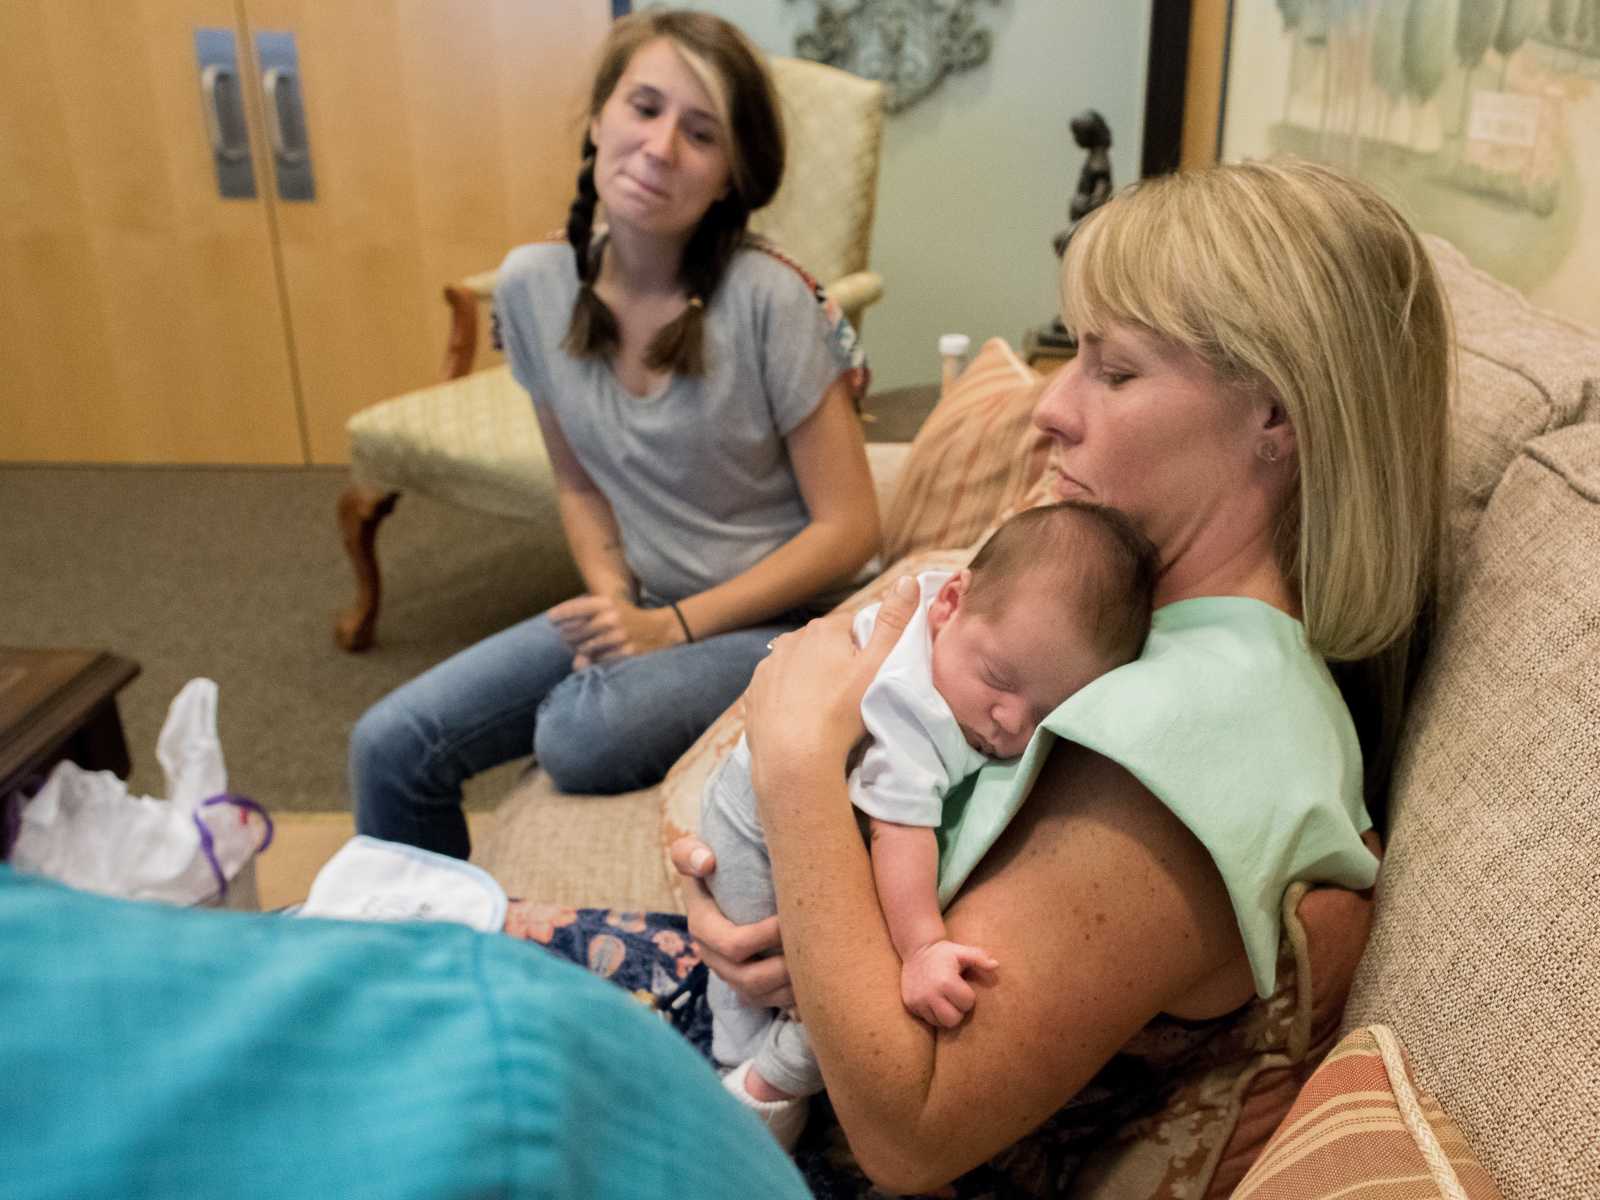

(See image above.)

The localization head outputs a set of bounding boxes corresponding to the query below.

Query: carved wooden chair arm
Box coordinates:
[440,269,503,380]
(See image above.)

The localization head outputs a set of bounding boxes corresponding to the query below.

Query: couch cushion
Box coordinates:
[471,775,681,913]
[879,338,1051,563]
[1232,1025,1504,1199]
[1425,235,1600,552]
[1343,422,1600,1200]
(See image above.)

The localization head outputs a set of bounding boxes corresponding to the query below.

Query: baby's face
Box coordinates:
[928,572,1110,759]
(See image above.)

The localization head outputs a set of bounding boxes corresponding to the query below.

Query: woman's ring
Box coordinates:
[765,639,776,651]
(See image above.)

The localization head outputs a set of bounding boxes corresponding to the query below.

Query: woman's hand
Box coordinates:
[669,836,794,1008]
[743,574,921,802]
[548,594,682,668]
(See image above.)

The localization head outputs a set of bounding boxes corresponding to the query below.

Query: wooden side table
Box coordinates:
[862,382,940,443]
[1,647,141,857]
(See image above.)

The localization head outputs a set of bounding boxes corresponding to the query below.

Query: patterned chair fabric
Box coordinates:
[751,56,884,302]
[347,56,885,520]
[348,364,553,522]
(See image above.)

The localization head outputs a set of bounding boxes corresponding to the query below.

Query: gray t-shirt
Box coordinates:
[495,239,863,604]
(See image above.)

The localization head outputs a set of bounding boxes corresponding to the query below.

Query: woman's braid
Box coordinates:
[562,141,621,359]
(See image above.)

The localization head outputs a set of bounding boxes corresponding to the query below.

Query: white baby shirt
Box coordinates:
[848,571,988,827]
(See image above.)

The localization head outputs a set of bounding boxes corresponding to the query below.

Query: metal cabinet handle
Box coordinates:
[254,32,315,202]
[261,67,307,165]
[200,64,248,164]
[195,29,255,199]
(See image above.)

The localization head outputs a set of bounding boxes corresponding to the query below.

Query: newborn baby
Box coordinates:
[700,500,1158,1148]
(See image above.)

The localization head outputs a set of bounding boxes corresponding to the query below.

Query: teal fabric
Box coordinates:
[0,867,808,1200]
[936,597,1377,997]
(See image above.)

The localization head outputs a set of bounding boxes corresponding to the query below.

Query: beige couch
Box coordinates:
[471,235,1600,1198]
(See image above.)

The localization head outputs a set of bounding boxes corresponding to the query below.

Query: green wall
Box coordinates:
[682,1,1153,389]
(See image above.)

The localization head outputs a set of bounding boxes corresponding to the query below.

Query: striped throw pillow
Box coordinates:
[1232,1025,1503,1199]
[880,338,1052,563]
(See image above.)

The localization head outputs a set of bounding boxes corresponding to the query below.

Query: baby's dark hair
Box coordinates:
[964,501,1159,669]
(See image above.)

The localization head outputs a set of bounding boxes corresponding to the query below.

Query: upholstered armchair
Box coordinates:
[335,56,886,651]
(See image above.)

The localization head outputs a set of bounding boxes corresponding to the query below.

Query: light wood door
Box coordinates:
[241,0,613,465]
[0,0,306,464]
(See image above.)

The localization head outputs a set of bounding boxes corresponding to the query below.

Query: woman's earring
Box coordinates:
[1256,440,1281,464]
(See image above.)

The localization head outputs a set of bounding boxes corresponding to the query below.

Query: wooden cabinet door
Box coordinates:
[0,0,305,464]
[240,0,612,465]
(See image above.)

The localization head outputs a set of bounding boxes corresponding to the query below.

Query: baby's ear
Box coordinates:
[927,570,971,634]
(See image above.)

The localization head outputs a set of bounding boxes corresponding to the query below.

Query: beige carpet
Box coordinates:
[1,463,578,813]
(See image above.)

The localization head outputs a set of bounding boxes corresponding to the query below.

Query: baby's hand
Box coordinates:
[900,940,999,1029]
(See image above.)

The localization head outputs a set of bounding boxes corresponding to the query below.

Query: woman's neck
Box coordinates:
[1152,504,1300,618]
[598,221,688,299]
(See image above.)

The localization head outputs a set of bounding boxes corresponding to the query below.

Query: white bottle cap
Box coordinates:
[938,333,971,358]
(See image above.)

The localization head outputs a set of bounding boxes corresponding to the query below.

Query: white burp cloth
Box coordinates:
[295,835,508,932]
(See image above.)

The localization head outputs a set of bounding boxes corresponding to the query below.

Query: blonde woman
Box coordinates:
[667,159,1452,1193]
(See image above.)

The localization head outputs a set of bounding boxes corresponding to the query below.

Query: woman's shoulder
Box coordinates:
[721,237,829,309]
[1071,597,1352,748]
[1037,596,1374,996]
[497,238,576,297]
[717,237,868,393]
[1144,595,1328,681]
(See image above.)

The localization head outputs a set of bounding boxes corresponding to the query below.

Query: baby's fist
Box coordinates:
[900,940,999,1029]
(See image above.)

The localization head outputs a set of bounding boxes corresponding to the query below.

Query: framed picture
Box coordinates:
[1143,0,1200,174]
[1219,0,1600,335]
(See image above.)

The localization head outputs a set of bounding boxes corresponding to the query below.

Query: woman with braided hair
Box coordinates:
[351,10,879,857]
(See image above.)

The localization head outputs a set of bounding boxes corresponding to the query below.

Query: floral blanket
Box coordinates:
[502,901,1216,1199]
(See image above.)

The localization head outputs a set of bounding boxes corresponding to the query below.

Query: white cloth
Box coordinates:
[11,678,267,906]
[295,836,508,932]
[846,572,988,827]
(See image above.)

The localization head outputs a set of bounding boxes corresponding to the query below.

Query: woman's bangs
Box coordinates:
[1063,199,1198,349]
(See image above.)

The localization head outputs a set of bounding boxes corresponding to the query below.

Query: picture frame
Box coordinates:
[1142,0,1198,175]
[1218,0,1600,335]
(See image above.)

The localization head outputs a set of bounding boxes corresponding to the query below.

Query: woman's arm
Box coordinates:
[743,616,1255,1194]
[535,400,679,666]
[531,398,634,604]
[674,375,880,642]
[534,375,878,663]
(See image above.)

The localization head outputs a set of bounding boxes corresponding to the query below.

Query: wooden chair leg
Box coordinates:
[335,485,400,652]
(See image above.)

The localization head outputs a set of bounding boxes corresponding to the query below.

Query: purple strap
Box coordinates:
[191,794,274,901]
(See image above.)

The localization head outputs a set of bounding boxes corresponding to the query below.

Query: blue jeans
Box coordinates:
[350,608,803,858]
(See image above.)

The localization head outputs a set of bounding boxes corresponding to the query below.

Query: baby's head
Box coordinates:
[927,501,1157,758]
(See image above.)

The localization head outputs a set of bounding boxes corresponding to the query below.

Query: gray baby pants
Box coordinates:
[698,746,826,1098]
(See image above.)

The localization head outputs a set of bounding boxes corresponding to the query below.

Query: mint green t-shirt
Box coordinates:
[935,597,1378,997]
